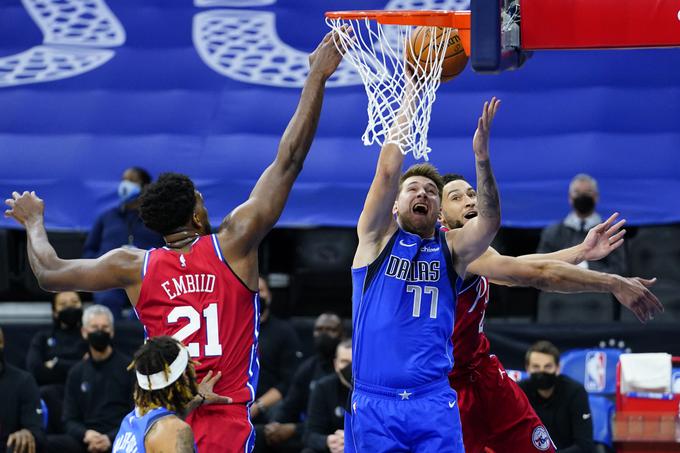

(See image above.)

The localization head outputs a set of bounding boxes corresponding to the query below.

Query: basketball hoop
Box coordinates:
[325,10,470,160]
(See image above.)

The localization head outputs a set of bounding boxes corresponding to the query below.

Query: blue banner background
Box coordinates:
[1,0,679,230]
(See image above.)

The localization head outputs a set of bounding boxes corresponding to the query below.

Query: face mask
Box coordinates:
[57,307,83,329]
[337,363,352,388]
[572,195,595,215]
[87,330,112,352]
[118,180,142,204]
[530,372,557,390]
[314,334,340,360]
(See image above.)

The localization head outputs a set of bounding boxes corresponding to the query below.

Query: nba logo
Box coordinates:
[584,351,607,392]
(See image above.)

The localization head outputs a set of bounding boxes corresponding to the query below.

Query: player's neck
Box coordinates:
[164,229,201,250]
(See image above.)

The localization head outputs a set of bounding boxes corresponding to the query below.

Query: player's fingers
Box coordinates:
[600,212,619,228]
[609,229,625,244]
[644,289,664,312]
[12,191,21,200]
[606,219,626,236]
[201,370,213,383]
[28,436,36,453]
[637,277,657,287]
[609,238,624,251]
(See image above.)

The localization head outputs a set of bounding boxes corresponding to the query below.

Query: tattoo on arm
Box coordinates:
[475,159,500,220]
[176,425,195,453]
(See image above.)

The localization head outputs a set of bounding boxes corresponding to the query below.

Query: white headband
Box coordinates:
[136,344,190,391]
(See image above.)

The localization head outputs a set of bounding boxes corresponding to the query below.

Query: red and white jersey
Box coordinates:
[135,234,259,404]
[449,275,491,380]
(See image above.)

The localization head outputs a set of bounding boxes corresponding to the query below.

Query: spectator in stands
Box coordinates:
[257,313,344,453]
[252,276,302,452]
[537,174,627,321]
[47,305,133,453]
[26,291,88,434]
[303,338,352,453]
[0,326,46,453]
[82,167,164,318]
[519,341,594,453]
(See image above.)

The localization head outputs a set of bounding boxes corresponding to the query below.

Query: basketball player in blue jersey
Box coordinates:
[113,336,229,453]
[347,96,502,452]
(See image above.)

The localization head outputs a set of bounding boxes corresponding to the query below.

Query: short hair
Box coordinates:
[399,163,444,198]
[442,173,467,186]
[569,173,598,194]
[128,167,152,187]
[139,173,197,236]
[129,336,197,415]
[525,340,561,366]
[51,291,81,312]
[82,305,114,329]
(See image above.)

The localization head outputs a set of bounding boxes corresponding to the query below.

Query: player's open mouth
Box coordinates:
[464,210,478,219]
[413,203,428,215]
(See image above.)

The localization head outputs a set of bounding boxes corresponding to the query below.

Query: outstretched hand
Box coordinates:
[309,28,348,80]
[4,191,44,226]
[581,212,626,261]
[472,97,501,160]
[197,370,232,406]
[612,276,664,323]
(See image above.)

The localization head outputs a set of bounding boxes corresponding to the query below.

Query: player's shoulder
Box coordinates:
[145,414,192,445]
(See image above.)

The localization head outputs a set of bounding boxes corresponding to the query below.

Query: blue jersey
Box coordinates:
[352,228,460,389]
[113,407,187,453]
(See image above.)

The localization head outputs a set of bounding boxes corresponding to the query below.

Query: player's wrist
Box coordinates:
[255,399,267,414]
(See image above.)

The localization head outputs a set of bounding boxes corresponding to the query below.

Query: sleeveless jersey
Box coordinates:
[113,407,186,453]
[135,234,259,404]
[352,228,460,389]
[448,275,491,379]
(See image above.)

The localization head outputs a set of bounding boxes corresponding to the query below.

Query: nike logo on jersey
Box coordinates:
[582,413,591,420]
[448,401,456,408]
[399,240,417,247]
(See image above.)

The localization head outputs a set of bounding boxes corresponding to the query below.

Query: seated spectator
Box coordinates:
[47,305,134,453]
[519,341,594,453]
[252,277,302,453]
[256,313,344,453]
[82,167,164,318]
[0,326,46,453]
[26,292,88,433]
[303,338,352,453]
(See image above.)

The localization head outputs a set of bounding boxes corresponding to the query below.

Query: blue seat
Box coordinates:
[589,395,614,448]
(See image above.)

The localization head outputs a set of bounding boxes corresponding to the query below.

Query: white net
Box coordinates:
[326,16,454,160]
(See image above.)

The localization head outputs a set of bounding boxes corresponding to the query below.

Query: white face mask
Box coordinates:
[118,180,142,203]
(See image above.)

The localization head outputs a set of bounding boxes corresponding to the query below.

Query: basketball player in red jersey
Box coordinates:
[439,173,663,453]
[4,31,345,453]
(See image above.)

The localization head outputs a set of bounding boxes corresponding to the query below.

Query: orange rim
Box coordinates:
[325,10,470,29]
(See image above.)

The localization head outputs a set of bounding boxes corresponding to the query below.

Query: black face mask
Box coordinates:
[572,195,595,215]
[530,372,557,390]
[314,334,340,360]
[338,363,352,388]
[57,307,83,330]
[87,330,112,352]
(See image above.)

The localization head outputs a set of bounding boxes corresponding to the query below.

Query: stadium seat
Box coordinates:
[624,225,680,322]
[537,292,616,323]
[589,395,615,448]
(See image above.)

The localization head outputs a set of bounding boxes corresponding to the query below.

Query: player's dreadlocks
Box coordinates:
[129,336,198,416]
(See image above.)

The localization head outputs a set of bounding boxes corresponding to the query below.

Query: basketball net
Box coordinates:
[326,18,453,160]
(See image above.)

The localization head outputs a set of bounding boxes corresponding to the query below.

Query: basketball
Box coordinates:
[406,26,469,82]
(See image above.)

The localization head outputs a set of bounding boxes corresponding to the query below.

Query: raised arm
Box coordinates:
[144,416,195,453]
[447,98,502,276]
[218,32,344,261]
[519,212,626,264]
[467,247,663,323]
[4,191,143,293]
